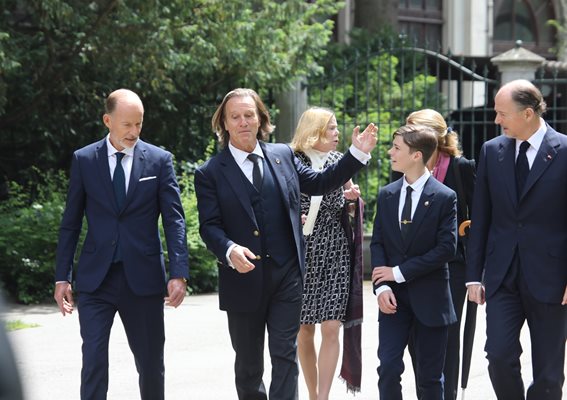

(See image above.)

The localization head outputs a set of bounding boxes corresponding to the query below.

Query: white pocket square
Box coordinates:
[139,176,157,182]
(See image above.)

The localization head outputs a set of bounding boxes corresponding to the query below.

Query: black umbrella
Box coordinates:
[458,220,477,400]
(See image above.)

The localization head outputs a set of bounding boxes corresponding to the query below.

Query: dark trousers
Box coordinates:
[486,254,567,400]
[227,258,302,400]
[378,286,448,400]
[409,260,468,400]
[78,263,165,400]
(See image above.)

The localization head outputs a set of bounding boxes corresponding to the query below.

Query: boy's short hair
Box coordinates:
[392,124,438,164]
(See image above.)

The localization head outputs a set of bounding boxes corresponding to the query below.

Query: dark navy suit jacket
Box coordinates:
[467,125,567,304]
[55,138,189,295]
[194,141,364,312]
[371,176,458,327]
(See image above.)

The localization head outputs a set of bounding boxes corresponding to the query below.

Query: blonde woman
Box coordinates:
[291,107,363,400]
[405,109,476,400]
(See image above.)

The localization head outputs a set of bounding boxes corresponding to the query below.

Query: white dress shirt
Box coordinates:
[106,134,136,192]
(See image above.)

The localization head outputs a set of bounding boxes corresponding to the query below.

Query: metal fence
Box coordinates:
[304,43,567,225]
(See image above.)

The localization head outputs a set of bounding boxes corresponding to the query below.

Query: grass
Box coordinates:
[5,320,40,332]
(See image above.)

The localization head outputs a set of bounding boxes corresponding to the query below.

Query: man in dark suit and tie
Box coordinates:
[53,89,189,400]
[194,88,377,400]
[466,79,567,400]
[371,124,457,399]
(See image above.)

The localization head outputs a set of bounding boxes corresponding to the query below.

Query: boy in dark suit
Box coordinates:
[371,124,457,399]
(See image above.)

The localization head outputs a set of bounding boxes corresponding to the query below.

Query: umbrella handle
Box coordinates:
[458,220,471,237]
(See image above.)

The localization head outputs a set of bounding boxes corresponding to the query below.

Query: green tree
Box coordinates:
[0,0,342,181]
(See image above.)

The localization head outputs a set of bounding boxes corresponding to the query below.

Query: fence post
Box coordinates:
[273,80,308,144]
[490,40,545,84]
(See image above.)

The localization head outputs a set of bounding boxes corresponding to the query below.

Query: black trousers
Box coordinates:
[227,258,303,400]
[78,263,165,400]
[409,259,468,400]
[485,254,566,400]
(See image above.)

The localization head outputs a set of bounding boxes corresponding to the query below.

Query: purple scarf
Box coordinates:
[432,151,450,183]
[339,198,364,393]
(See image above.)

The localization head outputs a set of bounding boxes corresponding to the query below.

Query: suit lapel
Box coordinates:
[384,180,404,248]
[123,142,146,211]
[218,148,257,224]
[521,128,559,201]
[262,143,292,211]
[95,139,118,212]
[497,137,518,205]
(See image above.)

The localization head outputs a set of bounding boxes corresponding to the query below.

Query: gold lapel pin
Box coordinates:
[424,201,430,206]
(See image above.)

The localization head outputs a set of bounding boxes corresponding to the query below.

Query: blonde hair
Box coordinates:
[406,109,462,157]
[211,88,275,147]
[290,107,335,152]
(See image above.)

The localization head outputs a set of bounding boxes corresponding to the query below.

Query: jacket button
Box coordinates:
[256,255,261,260]
[253,230,260,237]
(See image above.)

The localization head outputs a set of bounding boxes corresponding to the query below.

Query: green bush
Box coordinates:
[160,160,218,295]
[0,170,70,304]
[0,162,219,304]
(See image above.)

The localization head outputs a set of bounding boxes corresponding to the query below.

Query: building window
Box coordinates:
[398,0,443,49]
[493,0,556,57]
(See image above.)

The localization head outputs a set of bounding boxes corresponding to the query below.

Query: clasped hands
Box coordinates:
[372,266,397,314]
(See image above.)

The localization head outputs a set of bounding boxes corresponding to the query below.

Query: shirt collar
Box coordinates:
[403,169,431,193]
[106,134,136,157]
[228,141,264,166]
[517,118,546,152]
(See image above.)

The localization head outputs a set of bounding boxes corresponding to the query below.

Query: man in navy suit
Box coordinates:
[194,88,377,400]
[371,124,457,399]
[467,79,567,400]
[53,89,189,400]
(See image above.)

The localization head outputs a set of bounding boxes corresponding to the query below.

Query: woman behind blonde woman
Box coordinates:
[405,109,476,400]
[291,107,363,400]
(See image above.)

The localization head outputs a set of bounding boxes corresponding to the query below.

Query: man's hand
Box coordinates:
[165,278,187,308]
[372,266,395,285]
[378,291,397,314]
[351,123,378,154]
[562,285,567,306]
[467,283,486,305]
[54,282,74,316]
[229,245,257,273]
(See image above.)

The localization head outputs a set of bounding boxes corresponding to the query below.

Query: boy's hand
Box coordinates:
[372,266,395,285]
[378,291,397,314]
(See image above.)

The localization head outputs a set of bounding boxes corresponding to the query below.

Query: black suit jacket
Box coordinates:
[371,176,458,327]
[55,138,189,295]
[467,125,567,303]
[194,141,365,312]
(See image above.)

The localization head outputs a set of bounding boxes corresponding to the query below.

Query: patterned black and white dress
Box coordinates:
[296,151,351,324]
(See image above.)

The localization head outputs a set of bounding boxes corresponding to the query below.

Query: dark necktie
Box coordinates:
[247,153,263,191]
[401,186,413,242]
[113,152,126,209]
[515,141,530,198]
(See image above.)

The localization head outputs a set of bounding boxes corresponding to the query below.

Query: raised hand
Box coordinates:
[351,123,378,154]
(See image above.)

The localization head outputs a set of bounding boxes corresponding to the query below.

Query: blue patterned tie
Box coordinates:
[113,152,126,209]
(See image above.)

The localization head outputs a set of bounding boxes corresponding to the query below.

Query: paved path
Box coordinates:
[2,282,557,399]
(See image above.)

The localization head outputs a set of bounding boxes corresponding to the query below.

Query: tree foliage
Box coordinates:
[0,0,342,181]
